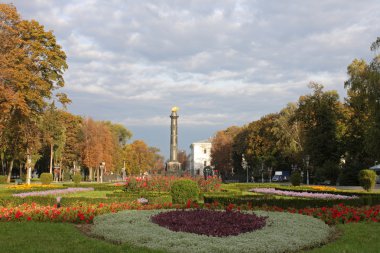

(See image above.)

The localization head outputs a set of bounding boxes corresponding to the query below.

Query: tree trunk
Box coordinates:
[26,163,31,185]
[49,142,53,174]
[89,167,93,181]
[20,163,23,179]
[7,159,14,183]
[59,158,62,181]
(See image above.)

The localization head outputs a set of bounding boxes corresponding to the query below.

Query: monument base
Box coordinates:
[166,161,181,175]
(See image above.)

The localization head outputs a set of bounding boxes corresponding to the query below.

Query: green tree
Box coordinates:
[272,103,303,161]
[40,105,66,174]
[295,83,343,183]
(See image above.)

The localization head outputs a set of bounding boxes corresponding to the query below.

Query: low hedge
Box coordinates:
[62,183,124,191]
[275,186,380,197]
[0,175,7,184]
[203,194,380,208]
[0,196,165,207]
[221,183,281,192]
[106,191,170,197]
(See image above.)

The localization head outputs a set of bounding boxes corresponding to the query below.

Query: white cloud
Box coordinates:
[11,0,380,157]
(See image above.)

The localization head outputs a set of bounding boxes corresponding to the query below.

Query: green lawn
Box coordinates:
[0,221,379,253]
[0,222,162,253]
[305,222,380,253]
[64,190,113,198]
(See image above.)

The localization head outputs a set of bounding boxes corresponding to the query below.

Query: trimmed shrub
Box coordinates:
[40,173,53,185]
[359,169,377,192]
[63,183,124,191]
[72,174,82,185]
[0,175,7,184]
[203,194,380,209]
[170,179,199,204]
[62,171,71,181]
[290,172,301,186]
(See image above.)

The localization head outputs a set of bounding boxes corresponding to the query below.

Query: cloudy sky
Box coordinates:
[11,0,380,158]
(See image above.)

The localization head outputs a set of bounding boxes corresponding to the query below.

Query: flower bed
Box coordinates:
[7,184,64,190]
[251,188,358,199]
[91,210,332,253]
[0,202,175,223]
[151,209,267,237]
[259,203,380,225]
[12,187,94,198]
[6,184,67,193]
[310,186,337,191]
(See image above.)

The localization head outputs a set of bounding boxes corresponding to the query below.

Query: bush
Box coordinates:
[72,174,82,184]
[290,172,301,186]
[40,173,53,185]
[62,171,71,181]
[170,179,199,204]
[0,175,7,184]
[359,169,377,192]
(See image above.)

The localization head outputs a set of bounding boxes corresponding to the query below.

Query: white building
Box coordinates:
[189,138,212,176]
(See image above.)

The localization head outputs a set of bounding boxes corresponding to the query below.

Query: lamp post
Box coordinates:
[305,155,310,185]
[261,161,264,183]
[122,160,126,180]
[241,154,248,183]
[268,167,273,183]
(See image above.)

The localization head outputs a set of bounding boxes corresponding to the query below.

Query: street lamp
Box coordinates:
[122,160,126,180]
[241,154,248,183]
[268,166,273,183]
[305,155,310,185]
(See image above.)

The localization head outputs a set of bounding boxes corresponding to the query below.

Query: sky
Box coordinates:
[10,0,380,159]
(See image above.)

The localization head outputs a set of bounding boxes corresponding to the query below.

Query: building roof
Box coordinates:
[191,138,212,144]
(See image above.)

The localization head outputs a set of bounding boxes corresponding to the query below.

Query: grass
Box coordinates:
[0,222,163,253]
[305,222,380,253]
[64,190,113,198]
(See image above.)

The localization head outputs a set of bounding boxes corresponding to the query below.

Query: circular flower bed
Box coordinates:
[151,209,267,237]
[90,210,333,253]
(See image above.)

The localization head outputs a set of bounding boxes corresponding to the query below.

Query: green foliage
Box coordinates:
[0,175,7,184]
[358,169,377,192]
[125,177,139,192]
[72,174,81,184]
[62,183,124,191]
[39,173,53,185]
[290,172,301,186]
[0,195,159,207]
[203,194,380,209]
[106,192,172,204]
[295,83,343,183]
[170,179,199,204]
[62,171,71,181]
